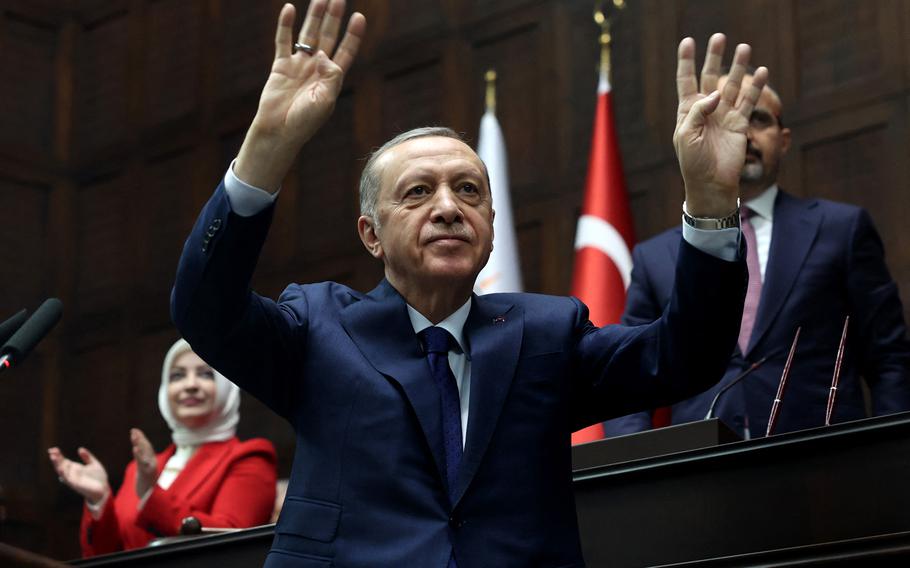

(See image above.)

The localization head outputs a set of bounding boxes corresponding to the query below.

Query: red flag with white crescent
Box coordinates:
[570,72,637,445]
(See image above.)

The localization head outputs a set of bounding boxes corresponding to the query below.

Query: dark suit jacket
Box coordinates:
[171,183,747,567]
[604,189,910,439]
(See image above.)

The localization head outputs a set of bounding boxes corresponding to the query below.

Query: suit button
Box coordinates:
[449,516,465,529]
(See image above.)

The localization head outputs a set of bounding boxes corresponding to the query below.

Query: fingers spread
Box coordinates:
[274,3,296,60]
[738,65,769,119]
[298,0,329,51]
[333,11,366,74]
[317,0,346,56]
[699,33,726,94]
[676,37,698,100]
[720,43,752,108]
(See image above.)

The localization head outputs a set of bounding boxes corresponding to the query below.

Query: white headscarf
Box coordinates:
[157,339,240,446]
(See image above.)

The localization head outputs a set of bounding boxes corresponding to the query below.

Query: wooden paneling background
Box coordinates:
[1,0,908,560]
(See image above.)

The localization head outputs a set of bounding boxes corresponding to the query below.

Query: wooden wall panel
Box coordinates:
[0,357,44,489]
[385,0,446,42]
[143,0,203,129]
[216,0,278,104]
[470,21,547,199]
[792,0,902,117]
[295,92,361,264]
[74,12,130,160]
[136,152,196,329]
[381,57,445,139]
[0,179,49,316]
[74,175,129,349]
[0,13,57,157]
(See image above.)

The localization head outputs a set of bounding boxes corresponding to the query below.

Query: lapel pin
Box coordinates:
[493,315,506,324]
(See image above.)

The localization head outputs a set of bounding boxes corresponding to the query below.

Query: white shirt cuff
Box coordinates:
[681,222,740,262]
[223,159,280,217]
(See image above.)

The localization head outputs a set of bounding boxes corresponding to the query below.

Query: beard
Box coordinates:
[740,160,764,183]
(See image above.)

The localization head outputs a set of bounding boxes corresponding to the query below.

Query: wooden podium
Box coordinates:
[573,412,910,566]
[70,412,910,567]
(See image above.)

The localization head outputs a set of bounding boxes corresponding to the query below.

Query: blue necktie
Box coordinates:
[421,327,463,495]
[421,327,462,568]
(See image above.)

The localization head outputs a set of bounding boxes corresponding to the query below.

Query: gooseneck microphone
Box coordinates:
[0,309,28,346]
[0,298,63,373]
[704,354,770,420]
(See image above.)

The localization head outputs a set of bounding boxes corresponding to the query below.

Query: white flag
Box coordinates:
[475,110,523,294]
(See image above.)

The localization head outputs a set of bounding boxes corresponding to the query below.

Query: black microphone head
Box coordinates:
[0,309,27,346]
[1,298,63,361]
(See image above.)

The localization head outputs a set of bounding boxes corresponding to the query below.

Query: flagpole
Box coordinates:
[571,0,634,445]
[475,68,523,294]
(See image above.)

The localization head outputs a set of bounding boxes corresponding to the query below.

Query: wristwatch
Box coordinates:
[681,200,741,230]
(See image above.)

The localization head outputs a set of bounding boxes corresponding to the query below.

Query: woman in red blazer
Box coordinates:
[48,339,277,557]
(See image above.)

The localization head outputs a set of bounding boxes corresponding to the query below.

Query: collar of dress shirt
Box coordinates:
[743,184,778,221]
[407,298,472,357]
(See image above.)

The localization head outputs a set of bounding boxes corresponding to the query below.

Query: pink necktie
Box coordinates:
[738,207,762,353]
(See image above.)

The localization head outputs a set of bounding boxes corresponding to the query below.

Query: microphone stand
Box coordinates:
[704,355,770,420]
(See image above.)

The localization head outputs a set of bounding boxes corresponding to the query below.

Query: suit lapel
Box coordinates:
[451,295,522,507]
[747,190,821,354]
[339,280,447,484]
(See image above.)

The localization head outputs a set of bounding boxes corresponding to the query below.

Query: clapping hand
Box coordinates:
[673,33,768,217]
[235,1,367,192]
[48,446,110,506]
[131,428,159,499]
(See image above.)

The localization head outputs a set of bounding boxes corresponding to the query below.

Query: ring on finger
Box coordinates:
[294,42,316,55]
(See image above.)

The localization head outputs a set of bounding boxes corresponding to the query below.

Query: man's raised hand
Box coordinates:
[236,1,366,192]
[673,33,768,217]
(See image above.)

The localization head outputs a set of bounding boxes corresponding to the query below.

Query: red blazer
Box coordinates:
[80,437,277,557]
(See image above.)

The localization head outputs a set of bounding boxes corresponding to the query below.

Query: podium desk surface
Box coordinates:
[573,411,910,567]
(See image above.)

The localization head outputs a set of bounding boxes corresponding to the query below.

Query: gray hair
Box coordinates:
[358,126,466,222]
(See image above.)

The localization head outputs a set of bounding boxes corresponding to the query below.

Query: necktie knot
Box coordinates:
[741,206,756,221]
[422,326,453,355]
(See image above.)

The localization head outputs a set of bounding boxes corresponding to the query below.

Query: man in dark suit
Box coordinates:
[603,73,910,440]
[172,3,763,565]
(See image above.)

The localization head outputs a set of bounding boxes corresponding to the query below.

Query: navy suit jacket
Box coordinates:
[172,183,747,567]
[604,189,910,439]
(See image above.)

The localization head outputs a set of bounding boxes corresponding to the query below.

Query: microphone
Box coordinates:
[766,326,801,437]
[704,354,770,420]
[824,316,850,426]
[0,309,28,346]
[0,298,63,373]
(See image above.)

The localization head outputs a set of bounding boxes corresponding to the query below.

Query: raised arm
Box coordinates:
[674,33,767,217]
[234,1,366,191]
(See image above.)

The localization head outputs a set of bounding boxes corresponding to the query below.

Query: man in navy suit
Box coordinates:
[603,73,910,440]
[172,3,765,566]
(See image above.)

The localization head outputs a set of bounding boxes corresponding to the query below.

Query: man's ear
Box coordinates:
[489,208,495,252]
[357,215,383,259]
[780,127,792,155]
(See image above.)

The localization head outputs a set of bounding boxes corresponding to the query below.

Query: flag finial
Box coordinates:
[593,0,625,82]
[485,69,497,114]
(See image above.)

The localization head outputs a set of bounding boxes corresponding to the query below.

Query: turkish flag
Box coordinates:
[570,72,638,445]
